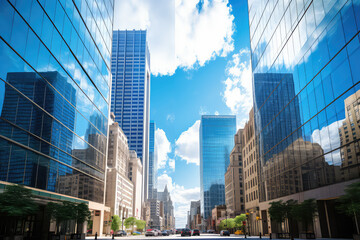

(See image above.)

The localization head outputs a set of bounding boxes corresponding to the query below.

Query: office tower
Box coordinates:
[129,150,143,219]
[105,122,134,218]
[146,199,163,230]
[225,129,245,218]
[200,115,236,220]
[0,0,113,237]
[148,121,158,200]
[157,185,175,229]
[242,108,261,235]
[248,0,360,237]
[111,30,151,201]
[188,200,201,229]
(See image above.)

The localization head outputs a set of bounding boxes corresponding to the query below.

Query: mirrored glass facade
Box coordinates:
[111,30,151,199]
[148,121,158,200]
[200,115,236,219]
[249,0,360,202]
[0,0,113,203]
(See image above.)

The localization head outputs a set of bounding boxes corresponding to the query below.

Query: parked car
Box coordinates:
[220,230,230,236]
[145,229,158,236]
[114,230,127,236]
[207,229,215,233]
[191,229,200,236]
[176,228,183,234]
[181,228,192,236]
[235,230,243,235]
[162,230,170,236]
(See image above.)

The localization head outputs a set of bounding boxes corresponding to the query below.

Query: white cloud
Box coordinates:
[175,120,200,165]
[166,113,176,122]
[222,49,253,127]
[158,174,200,228]
[311,120,343,165]
[214,110,219,115]
[169,158,175,170]
[155,128,172,169]
[199,106,208,115]
[114,0,234,76]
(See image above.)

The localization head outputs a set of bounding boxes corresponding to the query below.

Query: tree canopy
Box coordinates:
[0,184,38,217]
[234,214,247,228]
[124,217,137,230]
[219,218,235,230]
[136,219,146,231]
[111,215,121,232]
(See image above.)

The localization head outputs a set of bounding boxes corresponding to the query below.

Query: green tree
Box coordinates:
[111,215,121,232]
[292,199,317,233]
[124,217,137,232]
[74,203,91,234]
[268,200,286,233]
[219,218,235,230]
[47,201,77,234]
[0,184,38,217]
[135,219,146,231]
[234,214,247,229]
[337,182,360,234]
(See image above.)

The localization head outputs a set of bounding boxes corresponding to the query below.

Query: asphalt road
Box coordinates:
[86,234,267,240]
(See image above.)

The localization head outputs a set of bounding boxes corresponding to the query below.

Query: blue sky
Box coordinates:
[114,0,251,227]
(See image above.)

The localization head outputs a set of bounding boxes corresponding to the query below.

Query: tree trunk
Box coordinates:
[354,212,359,235]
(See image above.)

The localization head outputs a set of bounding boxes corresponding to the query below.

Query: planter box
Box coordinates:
[299,233,316,239]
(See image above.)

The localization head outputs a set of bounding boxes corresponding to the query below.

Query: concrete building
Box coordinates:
[211,205,226,232]
[147,199,163,230]
[105,122,134,219]
[225,129,245,218]
[157,185,175,229]
[188,201,201,229]
[242,108,261,235]
[129,150,143,219]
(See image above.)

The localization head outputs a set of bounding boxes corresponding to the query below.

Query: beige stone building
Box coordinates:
[105,122,134,220]
[225,129,245,218]
[242,108,262,235]
[129,150,143,219]
[339,89,360,180]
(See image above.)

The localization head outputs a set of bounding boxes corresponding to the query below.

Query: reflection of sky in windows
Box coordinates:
[200,115,236,219]
[249,0,360,198]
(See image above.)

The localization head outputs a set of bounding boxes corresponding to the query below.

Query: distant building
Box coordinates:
[129,150,143,219]
[200,115,236,219]
[188,200,201,229]
[148,122,158,200]
[225,129,245,218]
[111,30,151,203]
[157,185,175,229]
[147,199,163,230]
[105,122,133,219]
[211,205,226,232]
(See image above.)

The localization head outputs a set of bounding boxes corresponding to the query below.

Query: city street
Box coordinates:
[86,234,268,240]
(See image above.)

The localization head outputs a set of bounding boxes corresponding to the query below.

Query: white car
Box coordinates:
[145,229,158,236]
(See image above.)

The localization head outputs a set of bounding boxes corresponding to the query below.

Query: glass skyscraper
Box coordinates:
[249,0,360,237]
[0,0,113,205]
[111,30,151,199]
[200,115,236,219]
[148,121,158,200]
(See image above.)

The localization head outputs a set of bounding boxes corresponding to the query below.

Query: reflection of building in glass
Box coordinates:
[0,0,113,236]
[225,129,245,217]
[200,115,236,220]
[157,185,175,229]
[148,121,158,200]
[111,30,151,201]
[248,0,360,237]
[105,122,133,218]
[339,90,360,180]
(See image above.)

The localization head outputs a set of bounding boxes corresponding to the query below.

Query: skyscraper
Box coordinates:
[148,121,158,200]
[200,115,236,219]
[248,0,360,237]
[111,30,151,200]
[0,0,113,236]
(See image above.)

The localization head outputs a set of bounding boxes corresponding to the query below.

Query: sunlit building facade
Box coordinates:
[200,115,236,220]
[111,30,151,201]
[248,0,360,237]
